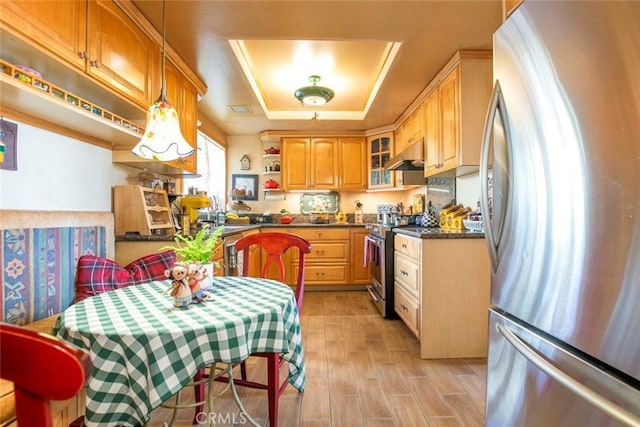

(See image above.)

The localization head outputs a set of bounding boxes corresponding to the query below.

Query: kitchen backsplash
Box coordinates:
[426,176,456,208]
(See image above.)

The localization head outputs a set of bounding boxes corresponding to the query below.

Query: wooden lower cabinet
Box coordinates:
[350,229,370,284]
[266,227,372,287]
[394,233,490,358]
[286,228,351,286]
[394,285,420,337]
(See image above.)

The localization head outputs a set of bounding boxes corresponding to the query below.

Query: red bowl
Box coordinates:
[280,216,294,224]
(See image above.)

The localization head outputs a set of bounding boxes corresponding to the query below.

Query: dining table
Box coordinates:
[52,276,306,427]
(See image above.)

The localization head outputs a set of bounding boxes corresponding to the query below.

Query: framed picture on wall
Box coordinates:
[231,174,258,201]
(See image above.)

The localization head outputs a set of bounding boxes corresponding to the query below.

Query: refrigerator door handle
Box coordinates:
[498,324,640,427]
[480,80,510,272]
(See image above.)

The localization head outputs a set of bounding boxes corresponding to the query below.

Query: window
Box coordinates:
[183,131,226,210]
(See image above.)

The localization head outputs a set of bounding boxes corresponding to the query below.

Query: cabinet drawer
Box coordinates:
[394,234,421,260]
[295,264,349,284]
[394,252,420,296]
[293,228,350,240]
[307,241,349,262]
[395,284,419,338]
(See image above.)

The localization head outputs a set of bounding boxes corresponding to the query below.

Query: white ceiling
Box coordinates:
[131,0,503,137]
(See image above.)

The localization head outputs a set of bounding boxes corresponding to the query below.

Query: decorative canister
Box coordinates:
[420,201,439,227]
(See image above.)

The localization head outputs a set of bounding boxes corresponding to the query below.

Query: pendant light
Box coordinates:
[294,75,334,106]
[131,0,194,161]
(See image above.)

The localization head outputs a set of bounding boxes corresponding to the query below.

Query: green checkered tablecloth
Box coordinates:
[53,276,305,427]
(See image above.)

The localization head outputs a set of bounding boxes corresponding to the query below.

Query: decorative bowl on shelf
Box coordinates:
[463,219,484,232]
[264,147,280,155]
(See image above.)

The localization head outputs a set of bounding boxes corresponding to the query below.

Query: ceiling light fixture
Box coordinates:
[131,0,194,161]
[294,75,334,106]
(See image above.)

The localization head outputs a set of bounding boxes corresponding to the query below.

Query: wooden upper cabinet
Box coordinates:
[163,60,198,173]
[368,133,395,189]
[438,67,460,172]
[0,0,88,70]
[282,137,365,191]
[422,51,492,177]
[337,137,367,190]
[423,90,440,175]
[310,138,339,189]
[86,0,157,109]
[1,0,157,109]
[396,103,425,154]
[282,138,311,190]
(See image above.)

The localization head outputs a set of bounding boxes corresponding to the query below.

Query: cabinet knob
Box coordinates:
[79,51,88,59]
[401,270,408,276]
[90,60,100,68]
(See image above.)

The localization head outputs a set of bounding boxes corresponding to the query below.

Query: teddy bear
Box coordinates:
[164,263,192,310]
[186,262,209,304]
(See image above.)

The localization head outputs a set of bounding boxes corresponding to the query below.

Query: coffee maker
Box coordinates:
[181,194,211,225]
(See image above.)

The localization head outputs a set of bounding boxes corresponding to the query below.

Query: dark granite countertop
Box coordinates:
[393,226,485,239]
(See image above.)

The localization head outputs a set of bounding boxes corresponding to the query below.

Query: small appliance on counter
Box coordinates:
[180,194,211,225]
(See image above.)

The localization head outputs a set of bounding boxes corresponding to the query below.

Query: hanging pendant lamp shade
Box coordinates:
[294,75,334,106]
[131,0,193,161]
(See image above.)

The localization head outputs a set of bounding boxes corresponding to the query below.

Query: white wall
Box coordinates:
[0,120,131,211]
[456,172,481,210]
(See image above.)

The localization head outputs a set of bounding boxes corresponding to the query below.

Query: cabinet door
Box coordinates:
[310,138,338,189]
[178,82,198,173]
[351,229,370,284]
[163,60,198,173]
[423,90,440,176]
[438,67,460,172]
[367,133,394,189]
[282,138,310,190]
[0,0,87,70]
[86,0,157,109]
[394,127,405,155]
[338,137,367,190]
[398,117,412,152]
[411,103,425,143]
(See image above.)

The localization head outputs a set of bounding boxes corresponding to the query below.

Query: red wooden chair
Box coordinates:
[207,232,311,427]
[0,322,92,427]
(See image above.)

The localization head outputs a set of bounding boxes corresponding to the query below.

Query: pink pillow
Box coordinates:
[74,250,176,303]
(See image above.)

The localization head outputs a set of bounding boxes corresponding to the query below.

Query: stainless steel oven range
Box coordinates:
[364,222,397,318]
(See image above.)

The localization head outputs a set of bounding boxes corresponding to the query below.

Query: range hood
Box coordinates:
[384,138,425,170]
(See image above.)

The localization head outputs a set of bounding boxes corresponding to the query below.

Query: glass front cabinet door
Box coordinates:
[368,133,394,189]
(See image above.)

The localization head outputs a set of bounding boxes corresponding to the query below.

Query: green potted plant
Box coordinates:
[161,223,224,287]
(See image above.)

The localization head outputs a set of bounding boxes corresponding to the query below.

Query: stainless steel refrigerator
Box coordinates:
[479,2,640,426]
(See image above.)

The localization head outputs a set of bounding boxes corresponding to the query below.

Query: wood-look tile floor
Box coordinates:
[147,290,487,427]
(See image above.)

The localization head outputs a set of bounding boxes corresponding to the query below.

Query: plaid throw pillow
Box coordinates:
[125,250,176,285]
[74,256,133,303]
[74,250,176,303]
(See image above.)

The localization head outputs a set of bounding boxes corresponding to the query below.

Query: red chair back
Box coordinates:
[235,232,312,311]
[0,323,92,427]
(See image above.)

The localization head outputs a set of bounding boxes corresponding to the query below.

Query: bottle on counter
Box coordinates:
[217,210,226,226]
[354,200,363,224]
